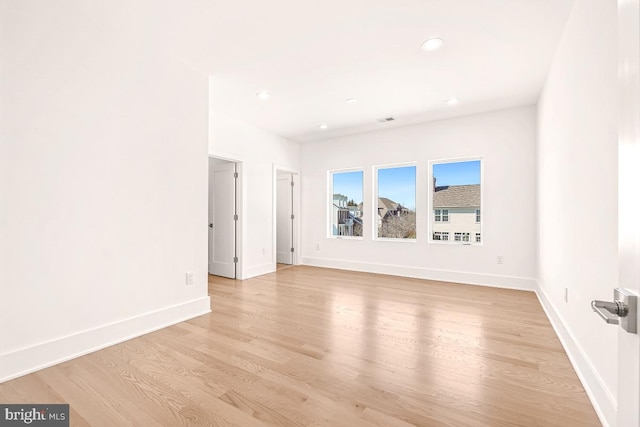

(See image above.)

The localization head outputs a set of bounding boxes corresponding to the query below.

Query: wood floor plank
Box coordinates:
[0,266,601,426]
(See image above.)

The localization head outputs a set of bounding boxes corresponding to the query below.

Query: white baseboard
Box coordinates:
[0,296,211,384]
[243,262,276,279]
[535,283,615,427]
[301,256,536,291]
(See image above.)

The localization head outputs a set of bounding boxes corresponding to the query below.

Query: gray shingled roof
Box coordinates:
[357,198,408,213]
[433,184,480,208]
[378,197,399,210]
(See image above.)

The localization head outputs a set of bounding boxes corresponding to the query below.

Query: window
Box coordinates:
[433,232,449,241]
[329,170,363,237]
[454,232,470,242]
[434,209,449,222]
[376,165,416,239]
[431,159,482,244]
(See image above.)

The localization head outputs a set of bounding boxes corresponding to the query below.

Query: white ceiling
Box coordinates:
[200,0,576,142]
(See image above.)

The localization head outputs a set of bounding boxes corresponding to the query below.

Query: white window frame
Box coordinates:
[327,168,364,240]
[433,231,449,241]
[434,209,449,222]
[373,162,417,242]
[453,232,470,242]
[429,156,483,245]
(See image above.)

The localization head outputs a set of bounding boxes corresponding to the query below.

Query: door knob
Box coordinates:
[591,300,627,324]
[591,288,637,333]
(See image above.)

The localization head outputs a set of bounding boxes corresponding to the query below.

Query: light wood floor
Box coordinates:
[0,266,601,426]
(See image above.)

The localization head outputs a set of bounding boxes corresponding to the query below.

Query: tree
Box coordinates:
[378,211,416,238]
[353,221,363,237]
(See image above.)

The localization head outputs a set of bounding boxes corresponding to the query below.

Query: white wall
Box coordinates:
[536,0,618,425]
[300,106,537,289]
[0,1,211,382]
[209,112,300,278]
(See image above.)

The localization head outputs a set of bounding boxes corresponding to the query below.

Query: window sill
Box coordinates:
[374,238,417,242]
[328,236,363,240]
[429,240,483,246]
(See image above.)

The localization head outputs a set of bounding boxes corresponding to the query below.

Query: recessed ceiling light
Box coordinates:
[421,38,443,51]
[319,124,328,130]
[445,97,459,106]
[256,91,271,100]
[346,98,357,104]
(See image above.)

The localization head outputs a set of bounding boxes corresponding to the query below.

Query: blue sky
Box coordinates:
[378,166,416,209]
[333,162,478,209]
[333,171,363,204]
[433,160,481,186]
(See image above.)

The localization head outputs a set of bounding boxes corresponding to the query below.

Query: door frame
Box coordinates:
[273,164,300,267]
[209,153,244,279]
[616,0,640,425]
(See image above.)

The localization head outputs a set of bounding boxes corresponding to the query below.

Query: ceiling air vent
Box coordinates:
[377,117,395,123]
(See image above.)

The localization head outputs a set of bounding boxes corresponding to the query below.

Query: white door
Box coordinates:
[208,159,236,278]
[276,174,292,264]
[617,1,640,425]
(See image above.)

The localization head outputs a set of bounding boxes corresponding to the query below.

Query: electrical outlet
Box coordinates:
[316,243,320,250]
[497,256,504,264]
[262,248,266,255]
[564,288,569,303]
[186,272,194,286]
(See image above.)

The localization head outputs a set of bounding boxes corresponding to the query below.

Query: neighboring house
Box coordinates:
[376,197,409,227]
[432,179,481,242]
[332,194,362,236]
[353,198,414,237]
[348,202,361,219]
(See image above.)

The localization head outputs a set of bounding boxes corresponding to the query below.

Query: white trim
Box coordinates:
[454,232,471,242]
[434,208,449,223]
[0,297,211,384]
[301,256,535,291]
[433,231,450,241]
[244,262,276,279]
[208,152,243,163]
[273,164,301,266]
[535,282,615,427]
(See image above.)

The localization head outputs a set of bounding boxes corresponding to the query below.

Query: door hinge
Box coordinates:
[290,247,295,253]
[290,214,295,220]
[233,256,238,263]
[290,181,294,187]
[233,214,238,221]
[234,172,238,178]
